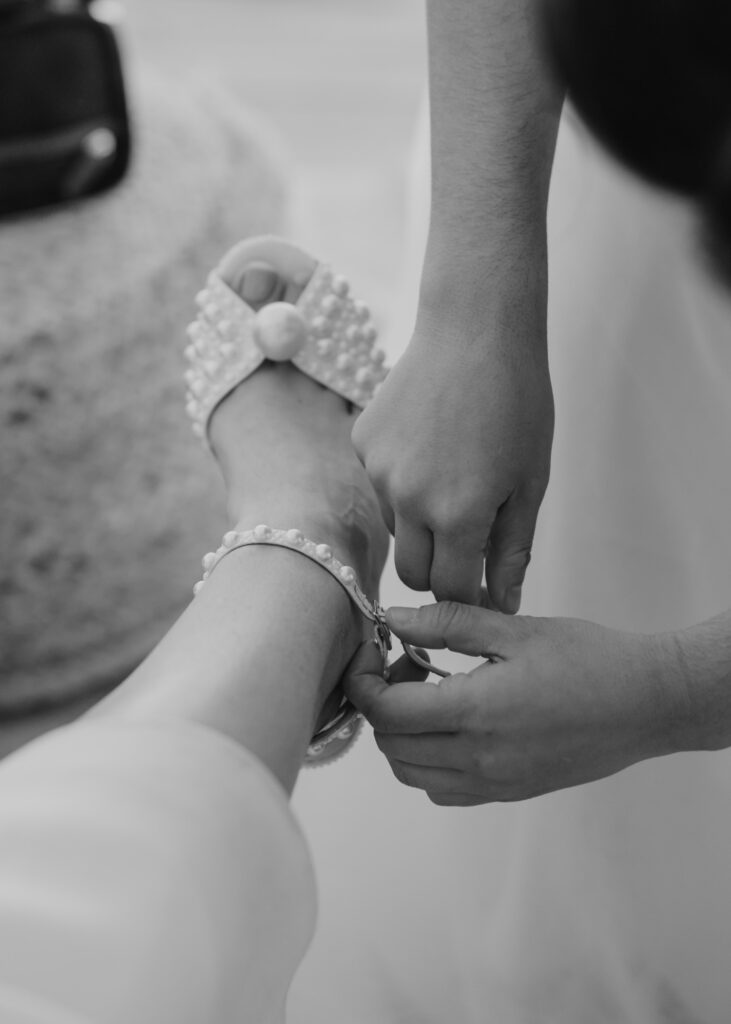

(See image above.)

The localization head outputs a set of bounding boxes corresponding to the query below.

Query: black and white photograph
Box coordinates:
[1,0,730,1021]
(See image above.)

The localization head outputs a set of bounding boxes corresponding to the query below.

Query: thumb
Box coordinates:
[386,602,518,658]
[387,648,431,684]
[342,638,389,707]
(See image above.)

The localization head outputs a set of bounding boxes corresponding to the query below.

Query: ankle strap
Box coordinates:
[194,524,390,647]
[193,524,392,766]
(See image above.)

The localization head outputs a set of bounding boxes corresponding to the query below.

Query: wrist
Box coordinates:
[416,229,548,346]
[413,258,549,363]
[660,621,731,752]
[633,632,696,758]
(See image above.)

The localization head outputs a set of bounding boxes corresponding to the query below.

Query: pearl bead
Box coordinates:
[191,379,206,397]
[315,544,333,562]
[253,303,308,361]
[355,367,372,386]
[204,303,219,321]
[184,344,196,361]
[363,324,377,343]
[311,315,328,335]
[286,529,305,546]
[345,324,360,343]
[332,275,350,297]
[373,348,386,365]
[336,353,353,372]
[192,423,204,438]
[254,524,273,541]
[354,300,369,322]
[185,400,198,418]
[223,531,238,548]
[193,580,204,595]
[317,338,334,356]
[219,342,234,358]
[202,552,216,570]
[195,289,210,306]
[218,318,231,336]
[339,565,356,584]
[321,294,339,316]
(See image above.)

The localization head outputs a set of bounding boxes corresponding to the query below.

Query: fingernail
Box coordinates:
[386,606,416,628]
[238,263,280,305]
[504,586,522,614]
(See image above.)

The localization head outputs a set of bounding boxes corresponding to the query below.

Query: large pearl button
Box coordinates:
[253,303,308,361]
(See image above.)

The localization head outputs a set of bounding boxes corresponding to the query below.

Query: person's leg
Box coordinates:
[92,243,389,793]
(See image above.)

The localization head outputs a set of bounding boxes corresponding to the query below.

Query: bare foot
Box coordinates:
[208,238,389,603]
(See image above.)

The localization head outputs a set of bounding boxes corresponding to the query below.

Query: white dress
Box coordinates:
[0,720,315,1023]
[289,108,731,1023]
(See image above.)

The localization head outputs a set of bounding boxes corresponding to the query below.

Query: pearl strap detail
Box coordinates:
[193,525,391,766]
[184,262,389,441]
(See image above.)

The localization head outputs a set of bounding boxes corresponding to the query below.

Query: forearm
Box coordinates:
[91,546,358,793]
[422,0,563,322]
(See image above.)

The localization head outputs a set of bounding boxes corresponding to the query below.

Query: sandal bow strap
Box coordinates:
[184,262,389,440]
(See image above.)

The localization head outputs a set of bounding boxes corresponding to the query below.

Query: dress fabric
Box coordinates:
[288,107,731,1023]
[0,720,316,1024]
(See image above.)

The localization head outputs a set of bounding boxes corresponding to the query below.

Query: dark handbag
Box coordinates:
[0,0,131,216]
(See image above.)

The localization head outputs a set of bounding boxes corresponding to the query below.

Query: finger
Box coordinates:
[394,515,433,592]
[376,493,396,535]
[376,731,467,770]
[429,533,485,604]
[388,759,467,793]
[386,650,431,684]
[341,636,386,693]
[484,492,541,614]
[346,665,473,734]
[478,585,500,611]
[385,602,518,658]
[350,417,395,534]
[427,792,490,807]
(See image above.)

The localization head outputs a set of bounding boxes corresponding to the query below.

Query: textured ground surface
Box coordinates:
[1,0,426,751]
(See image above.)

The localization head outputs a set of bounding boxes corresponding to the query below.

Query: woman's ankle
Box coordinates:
[230,506,374,596]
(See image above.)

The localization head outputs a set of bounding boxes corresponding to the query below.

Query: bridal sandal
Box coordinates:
[183,236,445,766]
[183,236,388,441]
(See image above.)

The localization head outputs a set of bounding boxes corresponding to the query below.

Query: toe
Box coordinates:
[218,237,316,310]
[236,262,283,309]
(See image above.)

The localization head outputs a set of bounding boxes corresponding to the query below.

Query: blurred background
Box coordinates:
[130,0,427,317]
[0,0,429,754]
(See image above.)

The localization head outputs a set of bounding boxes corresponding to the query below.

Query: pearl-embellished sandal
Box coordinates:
[184,237,447,765]
[193,524,392,767]
[183,236,389,441]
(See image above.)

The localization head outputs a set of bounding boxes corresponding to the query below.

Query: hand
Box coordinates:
[345,603,689,804]
[352,310,554,609]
